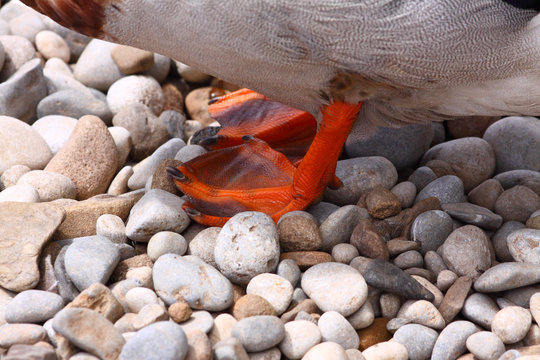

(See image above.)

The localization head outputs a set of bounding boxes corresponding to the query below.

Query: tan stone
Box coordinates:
[169,301,193,323]
[54,191,142,240]
[365,186,402,219]
[232,294,277,320]
[66,283,124,323]
[45,115,118,200]
[279,252,334,271]
[350,219,389,260]
[110,45,154,75]
[0,202,64,291]
[185,87,228,127]
[280,299,318,323]
[185,330,212,360]
[110,254,153,283]
[438,276,472,324]
[162,83,185,113]
[357,318,392,351]
[277,211,322,252]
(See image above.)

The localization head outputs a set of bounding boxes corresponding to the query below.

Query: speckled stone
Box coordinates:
[393,324,438,360]
[462,293,499,329]
[468,179,504,211]
[491,306,532,344]
[107,75,164,115]
[391,181,417,208]
[396,300,445,330]
[466,331,506,360]
[415,175,466,205]
[493,221,526,262]
[279,320,321,359]
[246,273,293,315]
[231,315,285,352]
[362,341,408,360]
[442,202,503,230]
[0,324,46,348]
[474,262,540,292]
[302,342,348,360]
[276,259,301,287]
[320,205,368,251]
[494,185,540,223]
[16,170,77,202]
[277,211,322,251]
[5,290,63,324]
[431,321,478,360]
[507,229,540,264]
[318,311,359,350]
[147,231,187,261]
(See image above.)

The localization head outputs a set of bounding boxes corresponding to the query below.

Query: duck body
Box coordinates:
[24,0,540,124]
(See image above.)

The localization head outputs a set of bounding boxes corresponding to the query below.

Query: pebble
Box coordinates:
[365,186,402,219]
[0,57,47,123]
[209,313,237,346]
[147,231,187,261]
[353,258,434,301]
[108,166,134,196]
[320,205,368,251]
[66,283,123,323]
[0,164,30,189]
[393,250,424,269]
[408,166,438,191]
[436,270,458,292]
[350,219,389,260]
[466,331,506,360]
[431,321,478,360]
[0,324,46,348]
[95,214,127,244]
[280,251,333,270]
[159,109,185,139]
[132,303,168,330]
[410,275,444,307]
[0,202,64,292]
[396,300,445,330]
[184,329,212,360]
[213,337,249,360]
[119,321,188,360]
[35,29,70,62]
[108,126,132,170]
[442,202,503,230]
[107,75,164,115]
[393,324,438,360]
[185,87,223,127]
[0,115,53,174]
[174,144,207,163]
[128,138,185,190]
[324,157,397,206]
[277,211,322,251]
[231,315,285,352]
[37,88,112,122]
[531,293,540,325]
[301,262,367,316]
[214,212,280,285]
[438,276,472,323]
[474,262,540,292]
[301,341,348,360]
[495,185,540,223]
[279,320,321,359]
[421,137,495,191]
[9,12,46,42]
[346,301,375,330]
[362,341,408,360]
[491,306,532,344]
[387,239,420,257]
[73,39,123,91]
[507,229,540,264]
[16,170,77,201]
[503,285,540,308]
[124,287,160,313]
[306,202,339,225]
[53,308,125,360]
[380,293,401,318]
[112,103,170,161]
[5,290,63,324]
[331,243,359,264]
[493,221,526,262]
[280,299,317,323]
[110,44,154,74]
[415,175,467,204]
[168,301,192,323]
[391,182,416,209]
[232,294,277,319]
[461,293,499,329]
[276,259,301,287]
[187,227,220,267]
[125,189,190,242]
[177,310,213,334]
[45,115,118,200]
[483,116,540,173]
[246,273,293,315]
[346,122,433,171]
[0,183,40,202]
[153,254,233,310]
[356,317,392,350]
[31,115,77,154]
[439,225,492,279]
[468,179,504,211]
[0,35,36,81]
[494,169,540,194]
[64,236,121,291]
[318,311,359,349]
[3,344,56,360]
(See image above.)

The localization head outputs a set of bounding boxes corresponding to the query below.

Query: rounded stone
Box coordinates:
[467,179,504,211]
[246,273,293,315]
[301,262,367,317]
[491,306,532,344]
[494,186,540,223]
[507,229,540,264]
[421,137,495,191]
[279,320,321,359]
[0,116,53,175]
[125,287,160,313]
[0,164,30,189]
[187,227,220,267]
[153,254,233,311]
[331,243,360,264]
[35,30,70,62]
[277,211,322,251]
[362,341,408,360]
[320,205,369,252]
[300,341,348,360]
[483,116,540,173]
[439,225,492,279]
[365,186,402,219]
[231,315,285,353]
[415,175,466,205]
[393,250,423,269]
[5,290,64,324]
[391,181,417,208]
[318,311,359,350]
[214,212,280,285]
[431,320,478,360]
[168,301,192,323]
[276,259,301,287]
[147,231,188,261]
[346,301,374,330]
[436,270,458,292]
[73,39,124,91]
[16,170,76,201]
[107,75,164,115]
[119,321,188,360]
[0,324,46,348]
[393,324,438,360]
[493,221,526,262]
[31,115,77,154]
[466,331,505,360]
[179,310,214,334]
[0,35,36,81]
[232,294,277,320]
[96,214,127,244]
[462,293,499,329]
[396,300,445,330]
[36,89,113,123]
[0,184,40,203]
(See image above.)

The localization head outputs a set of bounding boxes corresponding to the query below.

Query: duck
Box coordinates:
[21,0,540,225]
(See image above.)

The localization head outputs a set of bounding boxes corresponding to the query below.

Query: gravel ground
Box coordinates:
[0,1,539,360]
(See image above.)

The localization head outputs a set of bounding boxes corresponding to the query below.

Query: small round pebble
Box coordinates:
[331,243,359,264]
[276,259,301,287]
[411,210,453,254]
[362,341,408,360]
[232,294,276,320]
[277,211,322,251]
[347,301,375,330]
[391,181,417,208]
[393,324,438,360]
[436,270,458,292]
[119,321,188,360]
[431,320,478,360]
[214,212,280,285]
[415,175,466,205]
[301,262,368,317]
[147,231,188,261]
[279,320,321,359]
[246,273,293,315]
[318,311,359,350]
[231,315,285,352]
[168,301,192,323]
[5,290,64,324]
[466,331,506,360]
[96,214,127,244]
[125,266,153,288]
[0,324,46,348]
[125,287,160,313]
[396,300,445,330]
[494,185,540,223]
[107,75,164,115]
[0,184,40,202]
[302,342,348,360]
[180,310,214,334]
[507,229,540,264]
[491,306,532,344]
[393,250,424,269]
[187,227,220,267]
[35,30,70,62]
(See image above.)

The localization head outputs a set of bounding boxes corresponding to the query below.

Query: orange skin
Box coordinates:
[168,89,362,226]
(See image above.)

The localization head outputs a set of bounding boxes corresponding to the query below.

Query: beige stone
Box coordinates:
[66,283,124,323]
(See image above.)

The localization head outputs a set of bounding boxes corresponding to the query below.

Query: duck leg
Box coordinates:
[169,90,362,226]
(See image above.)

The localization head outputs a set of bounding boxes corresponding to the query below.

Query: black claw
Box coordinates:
[208,97,220,105]
[166,166,187,182]
[242,135,254,142]
[185,207,201,217]
[199,135,221,146]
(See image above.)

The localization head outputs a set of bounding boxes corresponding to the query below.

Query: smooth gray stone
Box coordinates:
[0,58,46,123]
[54,244,80,303]
[393,324,438,360]
[306,202,340,226]
[431,321,478,360]
[411,210,453,254]
[37,89,112,123]
[494,169,540,195]
[120,321,188,360]
[442,202,503,230]
[231,316,285,353]
[320,205,368,251]
[159,110,186,139]
[492,221,525,262]
[408,166,437,192]
[5,290,64,324]
[415,175,466,205]
[462,293,499,329]
[474,262,540,292]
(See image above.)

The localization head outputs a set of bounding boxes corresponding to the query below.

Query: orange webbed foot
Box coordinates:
[169,89,362,226]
